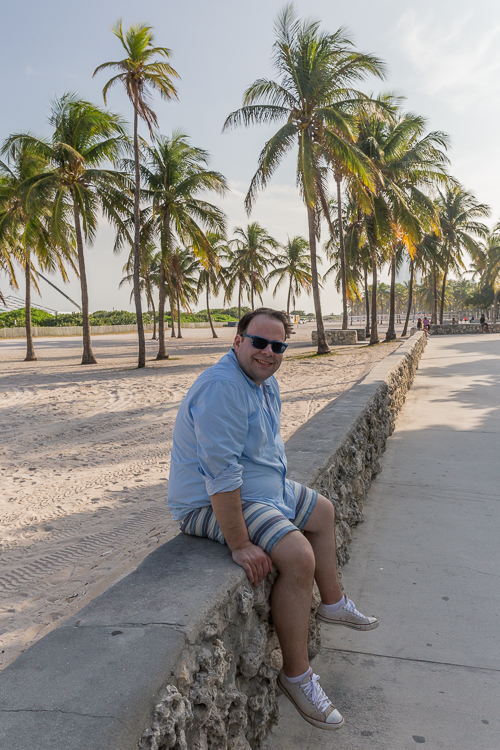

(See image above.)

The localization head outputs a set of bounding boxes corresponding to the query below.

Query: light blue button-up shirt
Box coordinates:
[167,349,296,521]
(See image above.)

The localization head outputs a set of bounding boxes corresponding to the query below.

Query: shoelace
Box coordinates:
[301,673,332,713]
[343,598,365,619]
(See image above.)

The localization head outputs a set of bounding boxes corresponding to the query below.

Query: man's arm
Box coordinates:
[210,488,273,586]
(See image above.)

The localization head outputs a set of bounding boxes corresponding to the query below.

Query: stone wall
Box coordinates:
[0,323,155,338]
[312,329,357,345]
[0,322,229,339]
[287,332,427,565]
[0,333,427,750]
[423,323,500,335]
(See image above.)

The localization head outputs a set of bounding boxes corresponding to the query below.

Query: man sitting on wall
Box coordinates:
[167,308,379,732]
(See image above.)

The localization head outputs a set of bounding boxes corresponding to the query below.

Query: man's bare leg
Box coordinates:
[269,530,315,677]
[303,494,344,605]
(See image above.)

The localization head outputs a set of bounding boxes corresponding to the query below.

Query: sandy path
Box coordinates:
[0,325,400,669]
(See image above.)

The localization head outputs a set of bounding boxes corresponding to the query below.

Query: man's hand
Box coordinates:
[232,541,273,586]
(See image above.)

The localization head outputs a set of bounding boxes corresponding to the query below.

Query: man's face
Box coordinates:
[233,315,286,385]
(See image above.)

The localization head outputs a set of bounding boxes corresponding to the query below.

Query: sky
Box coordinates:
[1,0,499,315]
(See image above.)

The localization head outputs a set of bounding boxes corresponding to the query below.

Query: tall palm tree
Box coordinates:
[195,231,228,338]
[0,145,76,360]
[231,223,278,310]
[94,20,179,368]
[3,98,125,364]
[140,131,227,358]
[224,5,383,353]
[267,236,312,322]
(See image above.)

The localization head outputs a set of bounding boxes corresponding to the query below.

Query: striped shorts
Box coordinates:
[179,480,318,555]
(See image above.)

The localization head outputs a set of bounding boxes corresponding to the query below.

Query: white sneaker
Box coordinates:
[317,595,379,631]
[277,669,345,731]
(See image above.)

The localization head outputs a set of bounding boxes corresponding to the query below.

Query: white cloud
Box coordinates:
[24,66,42,78]
[396,9,500,111]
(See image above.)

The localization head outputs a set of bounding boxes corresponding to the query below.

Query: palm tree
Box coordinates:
[231,223,278,310]
[140,131,227,358]
[195,231,228,338]
[119,238,160,339]
[223,242,252,320]
[4,95,128,364]
[434,185,489,323]
[355,103,449,342]
[267,236,312,323]
[224,5,384,353]
[170,247,199,338]
[0,145,76,360]
[94,20,179,368]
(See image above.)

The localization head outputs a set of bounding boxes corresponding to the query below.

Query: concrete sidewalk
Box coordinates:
[263,334,500,750]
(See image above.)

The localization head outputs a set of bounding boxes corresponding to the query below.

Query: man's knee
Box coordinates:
[317,493,335,521]
[303,494,335,534]
[271,531,315,580]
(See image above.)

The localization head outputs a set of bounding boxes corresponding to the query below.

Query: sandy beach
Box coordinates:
[0,324,400,670]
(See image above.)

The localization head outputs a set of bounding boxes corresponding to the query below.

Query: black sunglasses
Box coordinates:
[241,333,288,354]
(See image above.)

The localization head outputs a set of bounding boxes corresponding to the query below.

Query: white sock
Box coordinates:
[321,594,346,612]
[285,667,312,684]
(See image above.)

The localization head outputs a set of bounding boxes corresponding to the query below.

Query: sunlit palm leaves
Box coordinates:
[224,4,385,353]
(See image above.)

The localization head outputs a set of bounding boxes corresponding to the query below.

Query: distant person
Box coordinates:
[168,308,379,732]
[423,316,430,336]
[480,315,488,332]
[452,317,457,325]
[464,315,468,323]
[417,318,423,330]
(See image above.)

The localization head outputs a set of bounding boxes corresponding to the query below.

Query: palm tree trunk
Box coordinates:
[156,258,169,358]
[176,288,182,338]
[364,267,370,338]
[73,199,96,365]
[318,179,348,330]
[251,278,254,311]
[307,204,329,354]
[169,294,176,337]
[370,256,379,344]
[385,251,397,341]
[150,291,156,340]
[133,108,146,369]
[335,177,348,330]
[286,277,292,340]
[402,259,414,336]
[432,266,438,324]
[206,284,218,338]
[439,263,448,324]
[494,290,499,322]
[238,282,241,320]
[24,255,37,361]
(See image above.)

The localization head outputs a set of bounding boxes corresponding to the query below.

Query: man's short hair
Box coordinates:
[237,307,292,338]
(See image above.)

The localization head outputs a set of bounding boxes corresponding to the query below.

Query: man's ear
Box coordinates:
[234,334,242,351]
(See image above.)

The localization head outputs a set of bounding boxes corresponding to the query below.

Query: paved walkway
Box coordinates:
[263,334,500,750]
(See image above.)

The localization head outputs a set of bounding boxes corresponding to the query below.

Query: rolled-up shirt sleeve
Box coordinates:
[191,380,249,496]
